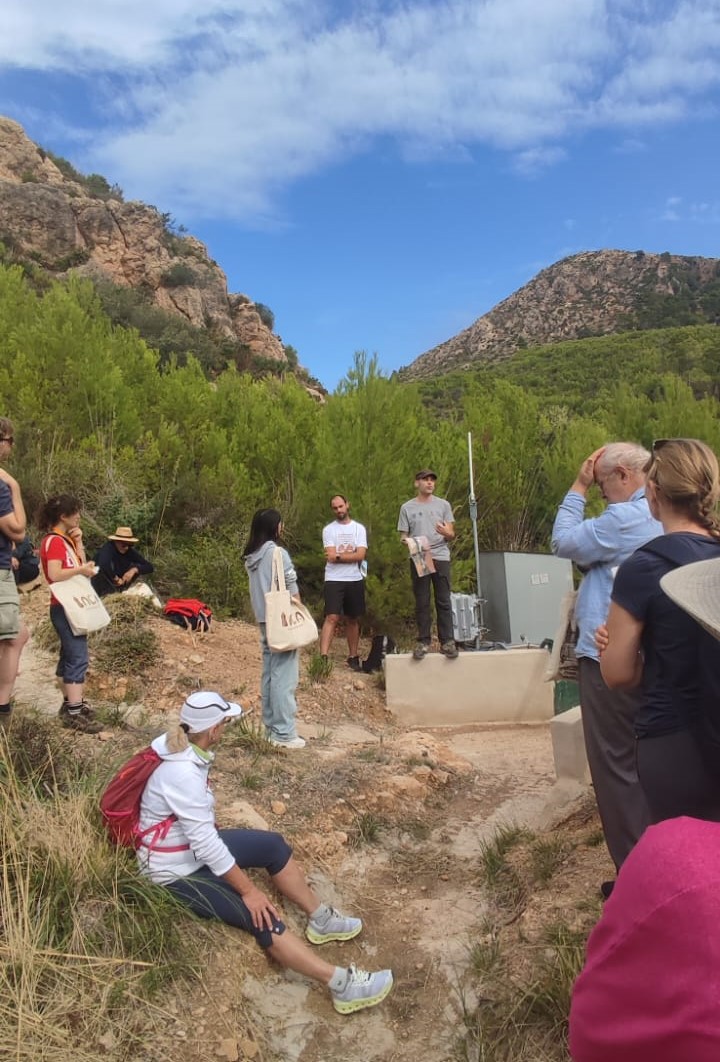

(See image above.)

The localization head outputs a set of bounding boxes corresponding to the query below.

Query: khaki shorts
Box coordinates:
[0,568,20,640]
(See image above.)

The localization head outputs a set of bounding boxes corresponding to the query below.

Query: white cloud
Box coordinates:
[661,194,720,224]
[662,195,683,221]
[2,0,720,220]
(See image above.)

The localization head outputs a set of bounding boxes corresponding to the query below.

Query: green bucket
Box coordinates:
[554,679,580,715]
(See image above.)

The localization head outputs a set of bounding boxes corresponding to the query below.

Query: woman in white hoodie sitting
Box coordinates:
[137,690,393,1015]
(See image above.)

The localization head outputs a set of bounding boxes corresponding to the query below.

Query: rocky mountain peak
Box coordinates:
[0,116,286,365]
[403,248,720,379]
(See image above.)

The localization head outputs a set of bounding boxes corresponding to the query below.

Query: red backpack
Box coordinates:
[100,747,189,852]
[163,598,212,632]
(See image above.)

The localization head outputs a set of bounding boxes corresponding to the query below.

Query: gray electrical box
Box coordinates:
[478,551,573,646]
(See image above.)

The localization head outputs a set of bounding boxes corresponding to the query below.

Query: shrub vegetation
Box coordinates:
[1,263,719,635]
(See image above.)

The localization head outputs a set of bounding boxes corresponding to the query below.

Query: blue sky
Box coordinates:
[1,0,719,389]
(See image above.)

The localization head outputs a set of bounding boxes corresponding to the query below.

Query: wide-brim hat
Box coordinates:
[415,468,437,480]
[179,691,244,732]
[661,558,720,642]
[108,526,139,543]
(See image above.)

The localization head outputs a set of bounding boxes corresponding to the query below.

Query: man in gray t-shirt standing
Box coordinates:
[397,469,458,660]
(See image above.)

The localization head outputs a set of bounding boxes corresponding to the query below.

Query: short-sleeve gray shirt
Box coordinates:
[397,496,454,561]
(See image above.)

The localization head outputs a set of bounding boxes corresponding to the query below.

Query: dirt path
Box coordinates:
[13,593,595,1062]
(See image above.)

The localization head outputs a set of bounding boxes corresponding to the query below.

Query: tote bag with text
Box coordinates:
[264,547,318,653]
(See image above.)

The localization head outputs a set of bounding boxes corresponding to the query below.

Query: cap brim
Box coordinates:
[225,701,244,720]
[661,558,720,642]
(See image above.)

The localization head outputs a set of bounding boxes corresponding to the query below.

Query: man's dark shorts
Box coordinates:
[324,580,366,618]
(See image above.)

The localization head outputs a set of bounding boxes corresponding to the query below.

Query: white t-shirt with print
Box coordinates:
[322,520,367,583]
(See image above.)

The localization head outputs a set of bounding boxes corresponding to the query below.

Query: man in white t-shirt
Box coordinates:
[319,496,368,671]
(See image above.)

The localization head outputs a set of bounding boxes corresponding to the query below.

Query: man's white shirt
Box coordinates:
[323,520,367,582]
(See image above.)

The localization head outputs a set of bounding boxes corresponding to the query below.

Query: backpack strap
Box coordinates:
[135,815,190,852]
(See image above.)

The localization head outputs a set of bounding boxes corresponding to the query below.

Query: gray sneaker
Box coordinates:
[268,735,307,750]
[306,908,362,945]
[59,701,103,734]
[412,643,428,660]
[441,640,459,659]
[331,964,393,1014]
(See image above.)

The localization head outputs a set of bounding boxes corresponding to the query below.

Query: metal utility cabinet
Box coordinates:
[478,551,573,646]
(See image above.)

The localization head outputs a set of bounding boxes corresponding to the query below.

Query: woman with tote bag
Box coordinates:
[244,509,307,750]
[39,494,102,733]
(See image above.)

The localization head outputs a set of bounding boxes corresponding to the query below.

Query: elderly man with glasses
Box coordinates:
[551,443,661,894]
[0,417,30,724]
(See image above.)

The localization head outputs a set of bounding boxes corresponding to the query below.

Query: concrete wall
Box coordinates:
[385,648,554,726]
[550,705,591,784]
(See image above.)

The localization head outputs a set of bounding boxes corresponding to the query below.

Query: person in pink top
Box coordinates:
[569,816,720,1061]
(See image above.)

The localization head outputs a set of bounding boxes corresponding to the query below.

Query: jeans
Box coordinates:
[410,559,454,644]
[259,623,299,740]
[50,603,89,683]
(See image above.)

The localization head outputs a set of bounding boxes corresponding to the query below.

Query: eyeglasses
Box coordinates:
[0,436,14,445]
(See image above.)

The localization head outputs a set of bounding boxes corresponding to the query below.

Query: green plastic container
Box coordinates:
[554,679,580,715]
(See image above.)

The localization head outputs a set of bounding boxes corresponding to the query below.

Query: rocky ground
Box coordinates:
[13,588,612,1062]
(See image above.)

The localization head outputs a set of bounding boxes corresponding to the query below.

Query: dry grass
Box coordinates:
[457,821,601,1062]
[0,715,206,1062]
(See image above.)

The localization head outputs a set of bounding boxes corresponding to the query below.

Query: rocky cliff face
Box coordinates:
[404,249,720,379]
[0,117,286,364]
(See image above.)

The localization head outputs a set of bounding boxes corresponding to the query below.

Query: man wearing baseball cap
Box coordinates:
[397,468,458,660]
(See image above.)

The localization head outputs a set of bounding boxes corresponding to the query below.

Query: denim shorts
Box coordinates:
[50,603,89,683]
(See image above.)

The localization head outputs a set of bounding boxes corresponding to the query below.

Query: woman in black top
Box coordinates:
[599,438,720,823]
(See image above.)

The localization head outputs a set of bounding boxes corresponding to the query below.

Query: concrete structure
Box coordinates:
[550,705,591,784]
[385,648,554,726]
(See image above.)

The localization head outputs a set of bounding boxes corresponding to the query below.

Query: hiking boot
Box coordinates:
[412,642,428,660]
[600,879,616,901]
[269,735,307,750]
[306,907,362,945]
[331,964,394,1014]
[441,640,459,659]
[59,701,103,734]
[346,656,361,672]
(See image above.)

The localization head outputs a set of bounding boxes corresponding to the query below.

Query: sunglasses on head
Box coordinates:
[187,697,232,714]
[652,438,683,453]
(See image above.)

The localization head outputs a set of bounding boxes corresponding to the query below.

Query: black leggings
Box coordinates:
[636,729,720,824]
[165,828,292,948]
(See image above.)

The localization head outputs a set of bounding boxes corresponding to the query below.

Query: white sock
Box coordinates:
[310,902,331,925]
[328,966,349,993]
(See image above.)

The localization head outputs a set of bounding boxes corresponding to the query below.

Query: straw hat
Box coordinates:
[107,526,139,543]
[660,557,720,642]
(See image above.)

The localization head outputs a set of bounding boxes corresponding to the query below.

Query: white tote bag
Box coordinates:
[51,575,111,636]
[544,589,579,682]
[264,547,318,653]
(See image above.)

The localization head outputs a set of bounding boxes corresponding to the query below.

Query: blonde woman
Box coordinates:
[599,439,720,822]
[136,691,393,1014]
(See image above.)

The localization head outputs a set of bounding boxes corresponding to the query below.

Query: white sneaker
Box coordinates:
[269,735,307,750]
[306,908,362,945]
[331,964,394,1014]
